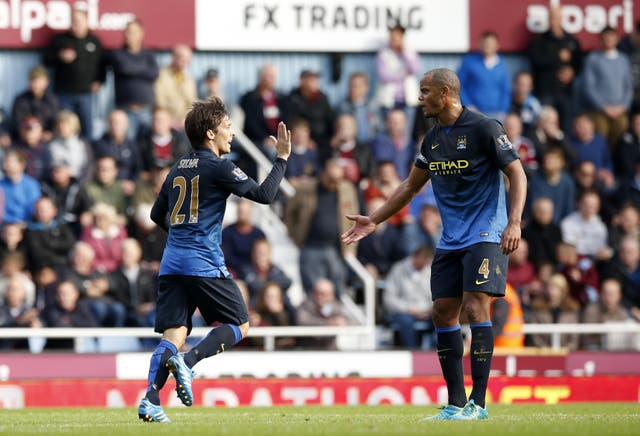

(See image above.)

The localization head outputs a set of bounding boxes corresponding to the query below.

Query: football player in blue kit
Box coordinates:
[342,68,527,420]
[138,97,291,422]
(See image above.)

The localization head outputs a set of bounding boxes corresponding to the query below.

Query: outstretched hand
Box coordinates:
[341,214,376,245]
[269,121,291,160]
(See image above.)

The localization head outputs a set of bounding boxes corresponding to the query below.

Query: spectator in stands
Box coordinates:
[363,161,410,228]
[106,238,156,327]
[61,241,124,328]
[40,157,93,236]
[401,203,442,254]
[526,273,580,350]
[383,244,434,349]
[530,105,575,164]
[80,203,127,274]
[154,44,197,129]
[43,5,105,140]
[0,252,36,309]
[93,109,142,196]
[221,198,266,276]
[336,72,379,144]
[0,223,26,264]
[573,160,616,223]
[602,236,640,322]
[10,65,59,141]
[0,275,42,349]
[108,18,159,140]
[370,109,417,179]
[0,150,41,224]
[509,71,541,134]
[130,165,169,272]
[608,203,640,252]
[328,113,375,184]
[48,110,93,182]
[507,239,538,295]
[297,278,356,349]
[522,197,561,267]
[561,189,611,260]
[24,197,75,273]
[82,155,127,216]
[504,112,537,176]
[200,68,223,100]
[139,107,191,174]
[582,278,633,351]
[581,26,632,149]
[614,111,640,181]
[241,238,292,303]
[284,158,359,296]
[33,265,58,312]
[240,63,287,151]
[527,146,575,224]
[375,23,420,134]
[14,115,51,181]
[42,280,97,348]
[252,282,295,348]
[286,69,335,153]
[284,118,320,184]
[356,197,406,280]
[570,114,614,175]
[491,283,524,348]
[458,31,510,120]
[529,4,582,134]
[618,20,640,112]
[556,241,599,307]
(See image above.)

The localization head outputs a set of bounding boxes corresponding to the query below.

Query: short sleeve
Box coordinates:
[414,131,434,170]
[485,119,519,168]
[216,159,258,197]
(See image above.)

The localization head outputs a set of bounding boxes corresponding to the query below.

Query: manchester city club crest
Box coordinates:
[456,135,467,150]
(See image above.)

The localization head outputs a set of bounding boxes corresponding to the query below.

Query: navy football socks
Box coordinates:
[435,324,467,407]
[145,339,178,405]
[469,322,494,408]
[184,324,242,368]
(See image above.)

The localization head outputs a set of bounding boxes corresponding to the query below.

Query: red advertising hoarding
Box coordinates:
[469,0,639,52]
[1,376,638,408]
[0,0,195,49]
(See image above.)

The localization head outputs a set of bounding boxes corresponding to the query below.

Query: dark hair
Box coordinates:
[481,31,498,40]
[184,97,228,149]
[389,22,406,34]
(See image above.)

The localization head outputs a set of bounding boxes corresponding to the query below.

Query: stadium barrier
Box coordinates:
[0,322,638,353]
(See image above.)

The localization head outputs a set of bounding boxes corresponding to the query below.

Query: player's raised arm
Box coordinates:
[242,121,291,204]
[500,159,527,255]
[341,166,430,245]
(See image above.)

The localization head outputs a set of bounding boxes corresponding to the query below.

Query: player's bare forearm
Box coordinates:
[370,166,430,224]
[500,160,527,254]
[342,167,428,245]
[503,160,527,226]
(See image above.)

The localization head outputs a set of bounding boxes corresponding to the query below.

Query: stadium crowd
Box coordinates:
[0,4,639,352]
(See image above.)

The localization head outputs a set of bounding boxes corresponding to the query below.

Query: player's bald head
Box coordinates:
[425,68,460,97]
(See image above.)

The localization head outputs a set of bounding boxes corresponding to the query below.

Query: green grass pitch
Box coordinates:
[0,403,638,435]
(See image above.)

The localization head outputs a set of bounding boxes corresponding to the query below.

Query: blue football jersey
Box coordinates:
[155,148,255,278]
[414,108,519,250]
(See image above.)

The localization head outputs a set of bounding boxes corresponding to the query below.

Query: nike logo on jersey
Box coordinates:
[431,143,440,150]
[475,279,490,285]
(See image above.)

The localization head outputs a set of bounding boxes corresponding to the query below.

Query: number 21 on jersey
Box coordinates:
[170,175,199,225]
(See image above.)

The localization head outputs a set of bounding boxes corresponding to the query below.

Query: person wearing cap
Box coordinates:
[43,5,105,140]
[286,68,335,153]
[107,18,159,140]
[200,68,223,100]
[10,65,59,141]
[154,44,197,130]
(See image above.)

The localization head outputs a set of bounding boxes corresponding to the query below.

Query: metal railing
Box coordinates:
[521,322,640,350]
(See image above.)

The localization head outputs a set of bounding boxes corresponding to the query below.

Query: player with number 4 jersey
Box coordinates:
[342,69,527,421]
[138,97,291,422]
